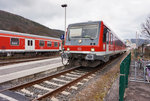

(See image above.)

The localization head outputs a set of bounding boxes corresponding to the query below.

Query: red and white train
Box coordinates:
[62,21,126,67]
[0,30,62,56]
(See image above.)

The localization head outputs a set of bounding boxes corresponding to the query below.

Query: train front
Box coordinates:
[62,21,102,67]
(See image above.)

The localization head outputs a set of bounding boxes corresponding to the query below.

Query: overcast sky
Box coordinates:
[0,0,150,39]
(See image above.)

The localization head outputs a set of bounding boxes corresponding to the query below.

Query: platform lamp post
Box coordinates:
[61,4,67,46]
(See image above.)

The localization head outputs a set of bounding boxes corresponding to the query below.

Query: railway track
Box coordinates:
[0,54,121,101]
[0,65,101,100]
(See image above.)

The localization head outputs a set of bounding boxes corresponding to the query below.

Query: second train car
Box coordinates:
[0,30,62,57]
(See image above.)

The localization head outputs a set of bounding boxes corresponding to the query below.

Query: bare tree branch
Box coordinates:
[141,17,150,38]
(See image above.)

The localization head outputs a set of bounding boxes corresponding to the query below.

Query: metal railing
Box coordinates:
[119,52,131,101]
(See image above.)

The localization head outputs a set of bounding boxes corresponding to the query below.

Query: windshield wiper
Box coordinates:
[90,37,94,40]
[82,36,94,40]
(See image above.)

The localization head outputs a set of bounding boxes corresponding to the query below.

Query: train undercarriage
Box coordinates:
[61,52,125,67]
[0,51,60,60]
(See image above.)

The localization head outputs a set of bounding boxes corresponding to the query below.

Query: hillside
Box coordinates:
[130,39,150,46]
[0,10,64,38]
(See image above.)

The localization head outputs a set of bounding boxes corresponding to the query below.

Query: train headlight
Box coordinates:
[91,48,95,52]
[67,48,70,51]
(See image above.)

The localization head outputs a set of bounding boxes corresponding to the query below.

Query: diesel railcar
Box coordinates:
[62,21,126,67]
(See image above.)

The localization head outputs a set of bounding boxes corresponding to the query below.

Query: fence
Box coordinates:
[119,52,131,101]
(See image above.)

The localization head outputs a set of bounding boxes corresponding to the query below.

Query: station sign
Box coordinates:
[60,34,64,40]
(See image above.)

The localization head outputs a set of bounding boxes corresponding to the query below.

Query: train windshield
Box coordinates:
[69,24,98,39]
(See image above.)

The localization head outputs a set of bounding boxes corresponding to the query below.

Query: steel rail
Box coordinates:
[33,64,108,100]
[0,66,79,93]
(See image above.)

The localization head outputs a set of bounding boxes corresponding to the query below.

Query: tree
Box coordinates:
[141,17,150,38]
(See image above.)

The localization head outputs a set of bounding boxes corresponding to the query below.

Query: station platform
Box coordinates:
[104,60,150,101]
[0,57,63,84]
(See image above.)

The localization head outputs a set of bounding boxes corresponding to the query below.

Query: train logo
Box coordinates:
[78,39,82,44]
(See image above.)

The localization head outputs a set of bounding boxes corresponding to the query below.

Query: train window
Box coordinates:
[54,42,58,47]
[28,40,30,46]
[111,34,113,44]
[47,41,52,47]
[69,24,98,39]
[103,27,107,43]
[11,38,19,46]
[70,28,82,38]
[82,25,98,39]
[31,40,33,46]
[27,40,33,46]
[39,40,44,46]
[106,32,109,44]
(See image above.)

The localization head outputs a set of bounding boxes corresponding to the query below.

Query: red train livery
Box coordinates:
[62,21,126,67]
[0,30,61,56]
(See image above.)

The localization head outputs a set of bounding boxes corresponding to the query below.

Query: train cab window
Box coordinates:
[47,41,52,47]
[54,42,58,47]
[11,38,19,46]
[39,40,45,46]
[69,24,98,39]
[103,27,107,43]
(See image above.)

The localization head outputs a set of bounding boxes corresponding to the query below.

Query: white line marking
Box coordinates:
[0,93,18,101]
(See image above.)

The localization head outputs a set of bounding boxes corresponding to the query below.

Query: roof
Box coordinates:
[68,21,125,45]
[0,30,60,40]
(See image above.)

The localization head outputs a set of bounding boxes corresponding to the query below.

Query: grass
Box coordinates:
[71,54,127,101]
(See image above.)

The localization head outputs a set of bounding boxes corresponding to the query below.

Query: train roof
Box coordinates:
[68,21,101,27]
[0,30,61,40]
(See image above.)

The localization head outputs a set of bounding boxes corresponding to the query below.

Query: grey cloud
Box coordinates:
[0,0,150,39]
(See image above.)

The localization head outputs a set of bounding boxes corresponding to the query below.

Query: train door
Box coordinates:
[106,31,109,53]
[25,39,35,51]
[109,32,113,52]
[59,42,61,50]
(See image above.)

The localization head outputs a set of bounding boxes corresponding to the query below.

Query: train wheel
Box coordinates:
[61,53,69,66]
